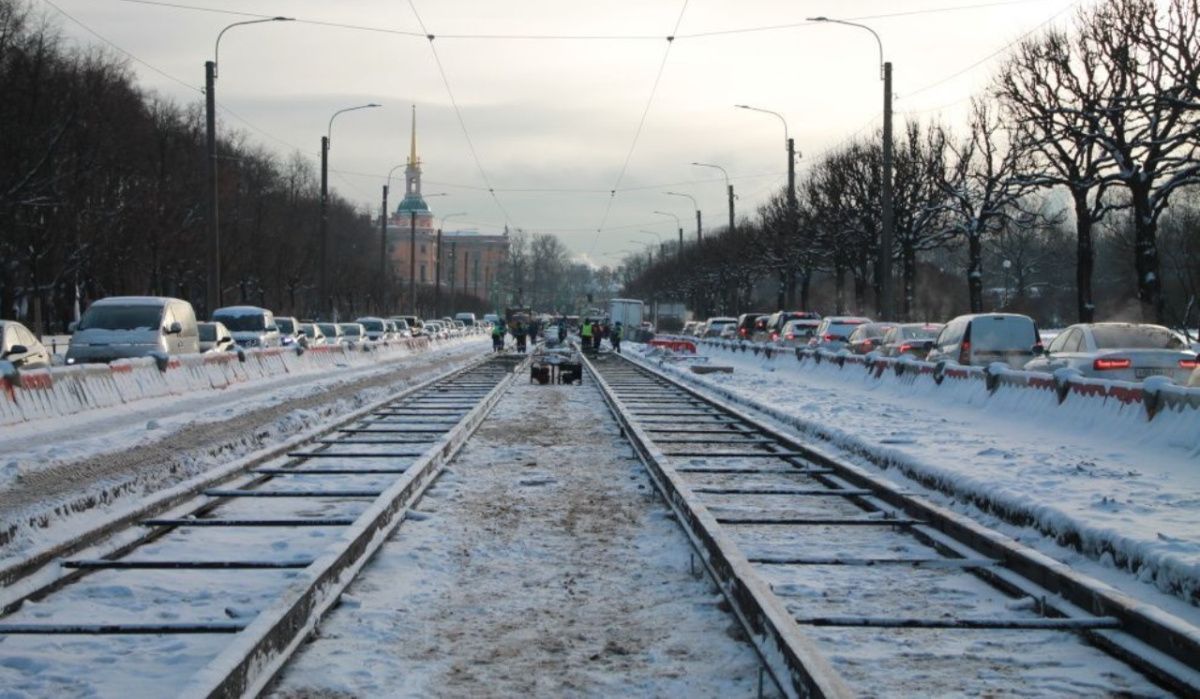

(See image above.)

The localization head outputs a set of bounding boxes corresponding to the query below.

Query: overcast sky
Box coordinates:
[47,0,1083,266]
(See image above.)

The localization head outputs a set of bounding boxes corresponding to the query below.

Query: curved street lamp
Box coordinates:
[808,15,894,319]
[665,191,702,242]
[205,16,292,315]
[319,102,382,317]
[735,104,799,308]
[692,162,735,233]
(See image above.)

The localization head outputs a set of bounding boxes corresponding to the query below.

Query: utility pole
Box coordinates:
[434,227,442,318]
[409,209,417,316]
[205,60,218,316]
[678,227,683,258]
[449,242,457,314]
[462,250,469,307]
[786,136,797,309]
[319,135,329,318]
[379,184,388,314]
[696,210,703,241]
[727,184,735,233]
[881,61,895,320]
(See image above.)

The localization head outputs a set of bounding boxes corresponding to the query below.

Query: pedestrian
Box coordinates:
[612,321,623,354]
[514,317,527,353]
[491,320,504,352]
[580,319,593,350]
[593,322,603,351]
[558,319,567,344]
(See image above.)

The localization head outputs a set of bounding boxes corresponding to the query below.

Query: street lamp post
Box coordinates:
[735,104,798,309]
[436,212,467,317]
[320,103,381,319]
[665,191,702,242]
[809,16,894,319]
[379,163,406,314]
[407,193,447,317]
[205,16,291,317]
[692,162,734,233]
[651,212,682,258]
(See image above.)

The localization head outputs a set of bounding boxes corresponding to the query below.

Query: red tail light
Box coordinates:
[824,334,835,342]
[1094,358,1132,370]
[958,340,971,365]
[898,343,912,353]
[785,333,794,340]
[771,332,779,340]
[862,339,873,348]
[739,328,748,337]
[1180,359,1198,369]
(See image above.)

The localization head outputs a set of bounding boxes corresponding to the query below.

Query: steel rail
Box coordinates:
[0,348,495,606]
[598,351,1200,695]
[582,352,855,699]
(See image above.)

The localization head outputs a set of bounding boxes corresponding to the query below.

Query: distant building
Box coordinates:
[387,106,507,303]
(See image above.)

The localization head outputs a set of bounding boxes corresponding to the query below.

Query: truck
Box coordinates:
[608,298,644,331]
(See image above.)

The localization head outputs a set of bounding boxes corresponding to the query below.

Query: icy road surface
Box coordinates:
[270,378,767,697]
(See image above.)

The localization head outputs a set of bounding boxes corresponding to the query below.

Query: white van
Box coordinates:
[927,313,1042,369]
[212,306,281,349]
[454,312,477,327]
[66,296,200,364]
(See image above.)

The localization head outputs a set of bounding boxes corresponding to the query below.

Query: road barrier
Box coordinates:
[0,336,467,427]
[688,337,1200,428]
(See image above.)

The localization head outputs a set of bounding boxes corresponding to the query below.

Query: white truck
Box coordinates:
[608,298,644,331]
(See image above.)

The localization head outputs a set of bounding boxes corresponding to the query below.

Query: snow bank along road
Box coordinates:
[0,344,1196,696]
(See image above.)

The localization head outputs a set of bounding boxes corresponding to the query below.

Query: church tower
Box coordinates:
[396,105,429,216]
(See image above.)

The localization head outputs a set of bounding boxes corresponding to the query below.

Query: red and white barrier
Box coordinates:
[0,336,470,427]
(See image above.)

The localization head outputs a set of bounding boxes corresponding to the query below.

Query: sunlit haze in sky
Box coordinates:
[48,0,1083,266]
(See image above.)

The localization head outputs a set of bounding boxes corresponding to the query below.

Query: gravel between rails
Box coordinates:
[0,342,489,558]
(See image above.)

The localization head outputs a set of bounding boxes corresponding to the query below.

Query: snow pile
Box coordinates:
[0,336,475,427]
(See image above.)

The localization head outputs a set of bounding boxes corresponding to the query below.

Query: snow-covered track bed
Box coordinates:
[586,352,1199,697]
[0,354,526,698]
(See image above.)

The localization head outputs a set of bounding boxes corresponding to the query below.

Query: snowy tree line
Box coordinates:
[624,0,1200,329]
[0,0,385,332]
[495,231,619,313]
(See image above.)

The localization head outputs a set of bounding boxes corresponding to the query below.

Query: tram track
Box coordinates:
[586,351,1200,697]
[0,353,526,697]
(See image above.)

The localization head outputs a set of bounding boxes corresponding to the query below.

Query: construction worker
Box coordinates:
[514,316,528,353]
[611,322,623,354]
[491,320,505,352]
[580,319,593,351]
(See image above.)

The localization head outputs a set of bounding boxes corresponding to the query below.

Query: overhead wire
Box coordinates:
[587,0,689,254]
[406,0,519,231]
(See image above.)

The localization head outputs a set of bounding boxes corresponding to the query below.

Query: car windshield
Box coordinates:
[343,325,362,336]
[78,304,162,331]
[1092,325,1184,350]
[198,325,216,341]
[277,318,296,333]
[302,325,318,337]
[214,312,266,331]
[318,323,338,335]
[971,317,1036,350]
[828,321,865,337]
[903,325,942,340]
[360,320,384,331]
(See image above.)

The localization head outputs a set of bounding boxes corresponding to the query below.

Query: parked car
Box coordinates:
[482,313,500,326]
[766,311,822,342]
[777,319,821,346]
[211,305,280,349]
[396,315,423,336]
[275,316,302,347]
[880,323,945,359]
[807,316,873,351]
[339,322,366,346]
[681,321,700,337]
[356,317,389,341]
[453,320,467,334]
[0,320,52,369]
[703,317,737,338]
[454,312,477,327]
[67,296,200,365]
[736,312,770,340]
[424,320,447,339]
[846,322,896,355]
[299,322,326,347]
[927,313,1042,369]
[1024,322,1197,383]
[197,321,236,353]
[317,322,346,345]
